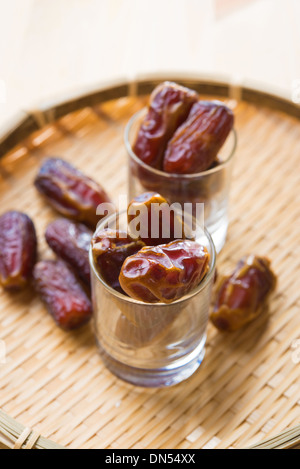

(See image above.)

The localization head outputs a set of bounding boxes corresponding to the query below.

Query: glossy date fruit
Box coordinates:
[210,255,277,332]
[91,229,145,293]
[34,157,113,228]
[163,100,234,174]
[119,240,210,303]
[127,191,191,246]
[33,260,92,330]
[45,218,92,285]
[133,81,198,169]
[0,211,37,291]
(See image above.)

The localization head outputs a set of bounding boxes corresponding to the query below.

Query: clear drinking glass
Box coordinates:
[124,108,237,253]
[90,210,216,388]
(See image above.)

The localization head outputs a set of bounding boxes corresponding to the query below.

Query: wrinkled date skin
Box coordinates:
[91,229,145,293]
[127,191,191,246]
[210,255,277,332]
[119,240,210,303]
[45,218,92,285]
[163,100,234,174]
[34,157,113,228]
[0,211,37,291]
[133,81,198,169]
[33,260,92,330]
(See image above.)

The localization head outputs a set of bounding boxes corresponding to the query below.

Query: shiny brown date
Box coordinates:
[45,218,92,285]
[133,81,198,169]
[127,191,191,246]
[0,211,37,291]
[34,157,113,228]
[91,229,145,293]
[163,100,234,174]
[210,255,277,332]
[33,260,92,330]
[119,240,210,303]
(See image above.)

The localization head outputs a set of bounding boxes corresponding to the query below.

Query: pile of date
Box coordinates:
[0,81,277,334]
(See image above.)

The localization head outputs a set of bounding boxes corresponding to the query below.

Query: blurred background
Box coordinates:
[0,0,299,129]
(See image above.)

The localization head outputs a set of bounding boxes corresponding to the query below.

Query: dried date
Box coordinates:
[127,191,191,246]
[34,157,113,228]
[163,100,234,174]
[133,81,198,169]
[0,211,37,291]
[119,239,210,303]
[33,260,92,330]
[45,218,92,285]
[210,255,277,332]
[91,229,145,293]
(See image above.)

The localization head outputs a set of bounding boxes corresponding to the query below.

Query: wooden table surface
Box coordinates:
[0,0,299,133]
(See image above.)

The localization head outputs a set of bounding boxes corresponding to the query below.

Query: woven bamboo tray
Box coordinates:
[0,76,300,450]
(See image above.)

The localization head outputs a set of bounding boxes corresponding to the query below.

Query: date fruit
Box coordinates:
[45,218,92,285]
[33,260,92,330]
[0,211,37,290]
[34,157,113,228]
[163,100,234,174]
[210,255,277,332]
[91,229,145,293]
[133,81,198,169]
[119,240,210,303]
[127,191,190,246]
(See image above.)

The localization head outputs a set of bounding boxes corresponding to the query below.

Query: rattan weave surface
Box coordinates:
[0,87,300,449]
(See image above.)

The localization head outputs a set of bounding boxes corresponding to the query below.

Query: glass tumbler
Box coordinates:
[90,210,216,388]
[124,108,237,253]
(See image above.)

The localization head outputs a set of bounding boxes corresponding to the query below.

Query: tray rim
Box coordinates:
[0,74,299,449]
[0,406,299,449]
[0,72,299,157]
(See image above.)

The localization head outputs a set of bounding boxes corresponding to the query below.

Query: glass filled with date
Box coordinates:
[125,106,237,254]
[89,209,216,388]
